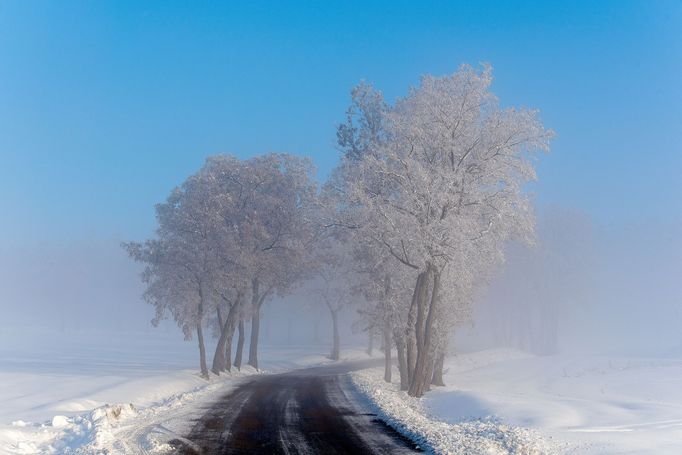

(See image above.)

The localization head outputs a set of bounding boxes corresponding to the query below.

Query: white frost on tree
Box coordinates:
[337,64,552,396]
[125,65,551,397]
[125,153,318,375]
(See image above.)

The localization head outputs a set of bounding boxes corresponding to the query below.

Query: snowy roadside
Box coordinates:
[0,368,254,455]
[0,338,371,455]
[349,366,551,455]
[351,348,682,454]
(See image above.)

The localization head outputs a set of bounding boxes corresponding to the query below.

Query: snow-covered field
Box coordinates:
[352,348,682,454]
[5,330,682,455]
[0,328,369,454]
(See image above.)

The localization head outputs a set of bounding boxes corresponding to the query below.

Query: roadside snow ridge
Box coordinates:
[350,368,553,455]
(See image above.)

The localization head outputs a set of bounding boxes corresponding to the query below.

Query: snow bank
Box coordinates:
[0,367,258,454]
[0,327,370,454]
[354,348,682,454]
[428,349,682,454]
[350,365,550,454]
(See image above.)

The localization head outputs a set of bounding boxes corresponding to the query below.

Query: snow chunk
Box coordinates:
[50,416,69,428]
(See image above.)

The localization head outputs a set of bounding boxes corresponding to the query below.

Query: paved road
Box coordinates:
[172,359,422,454]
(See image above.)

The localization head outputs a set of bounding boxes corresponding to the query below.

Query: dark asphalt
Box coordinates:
[171,359,423,454]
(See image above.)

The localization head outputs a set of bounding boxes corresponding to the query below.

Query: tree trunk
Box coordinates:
[248,307,261,369]
[212,300,240,374]
[406,284,419,385]
[396,335,408,390]
[331,310,340,361]
[211,316,229,374]
[234,319,245,370]
[196,290,209,379]
[409,268,440,398]
[248,278,261,369]
[197,323,208,379]
[406,337,415,384]
[431,353,445,386]
[225,327,234,371]
[367,330,374,356]
[415,274,428,357]
[217,306,224,333]
[423,356,436,394]
[224,330,231,363]
[406,270,428,387]
[383,321,392,383]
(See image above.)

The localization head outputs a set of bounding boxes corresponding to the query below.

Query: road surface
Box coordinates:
[172,359,423,454]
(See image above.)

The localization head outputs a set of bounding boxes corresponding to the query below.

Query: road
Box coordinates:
[171,359,423,454]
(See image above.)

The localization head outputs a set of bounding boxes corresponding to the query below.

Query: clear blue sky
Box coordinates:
[1,0,680,246]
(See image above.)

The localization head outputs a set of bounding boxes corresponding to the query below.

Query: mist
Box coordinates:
[462,207,682,357]
[0,238,365,353]
[1,2,681,453]
[1,210,678,359]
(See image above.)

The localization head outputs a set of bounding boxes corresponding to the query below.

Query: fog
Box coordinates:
[0,2,680,374]
[0,238,366,353]
[462,208,682,356]
[2,4,682,454]
[0,239,146,334]
[1,209,679,360]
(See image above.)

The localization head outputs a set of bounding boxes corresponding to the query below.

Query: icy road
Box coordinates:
[172,359,422,454]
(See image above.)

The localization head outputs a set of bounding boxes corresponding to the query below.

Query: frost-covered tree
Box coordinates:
[337,81,387,161]
[126,64,550,390]
[173,161,249,375]
[308,233,360,361]
[199,154,318,370]
[242,154,317,369]
[125,153,317,375]
[353,239,417,385]
[125,238,210,377]
[339,64,552,396]
[123,173,225,378]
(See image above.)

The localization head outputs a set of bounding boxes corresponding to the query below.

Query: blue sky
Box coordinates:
[1,0,680,246]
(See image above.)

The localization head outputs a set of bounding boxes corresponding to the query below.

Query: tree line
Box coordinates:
[124,64,552,398]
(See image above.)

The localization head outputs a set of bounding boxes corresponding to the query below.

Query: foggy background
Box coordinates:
[1,209,679,358]
[1,1,680,359]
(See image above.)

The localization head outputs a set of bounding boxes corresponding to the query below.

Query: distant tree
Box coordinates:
[308,233,359,361]
[483,207,595,354]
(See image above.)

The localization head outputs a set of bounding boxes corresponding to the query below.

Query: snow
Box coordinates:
[7,328,681,455]
[350,363,550,454]
[433,349,682,454]
[352,348,682,454]
[0,328,370,454]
